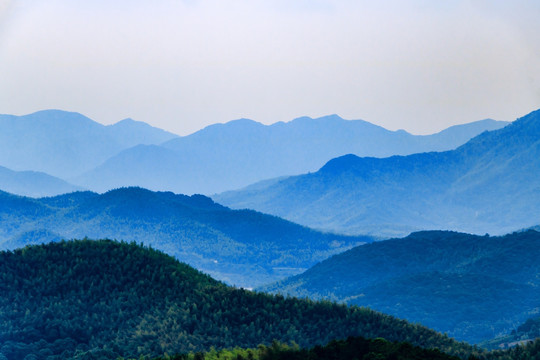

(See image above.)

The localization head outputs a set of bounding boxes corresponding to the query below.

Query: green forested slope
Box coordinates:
[133,338,540,360]
[0,240,478,360]
[145,337,462,360]
[480,316,540,350]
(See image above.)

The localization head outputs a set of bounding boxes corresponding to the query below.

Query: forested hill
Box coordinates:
[0,240,479,360]
[0,187,371,287]
[262,230,540,344]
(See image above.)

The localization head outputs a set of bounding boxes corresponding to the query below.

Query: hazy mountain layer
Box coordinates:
[0,109,177,178]
[0,165,82,197]
[0,239,479,360]
[75,115,507,194]
[262,230,540,344]
[0,187,371,287]
[215,109,540,237]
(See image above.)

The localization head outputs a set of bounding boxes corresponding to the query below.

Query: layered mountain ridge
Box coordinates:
[78,114,507,194]
[216,109,540,237]
[0,110,178,179]
[0,109,507,196]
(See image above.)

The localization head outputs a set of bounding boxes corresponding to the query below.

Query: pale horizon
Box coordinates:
[1,0,539,136]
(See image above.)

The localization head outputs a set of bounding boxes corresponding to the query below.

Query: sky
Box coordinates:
[1,0,539,136]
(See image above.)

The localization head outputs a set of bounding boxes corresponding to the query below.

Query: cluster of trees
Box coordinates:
[125,337,540,360]
[141,337,461,360]
[0,239,479,360]
[482,339,540,360]
[480,316,540,350]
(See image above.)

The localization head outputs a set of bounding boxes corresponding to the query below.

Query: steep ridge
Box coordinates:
[0,187,371,287]
[261,230,540,343]
[215,109,540,237]
[76,115,507,195]
[0,240,478,360]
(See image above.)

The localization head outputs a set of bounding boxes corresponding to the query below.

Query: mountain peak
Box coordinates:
[289,114,346,124]
[225,118,261,126]
[112,117,138,125]
[319,154,362,174]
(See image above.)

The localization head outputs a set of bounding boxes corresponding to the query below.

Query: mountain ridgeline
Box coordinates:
[0,165,82,198]
[0,109,507,197]
[0,240,480,360]
[75,115,507,195]
[0,187,372,287]
[261,230,540,344]
[0,110,177,179]
[216,108,540,237]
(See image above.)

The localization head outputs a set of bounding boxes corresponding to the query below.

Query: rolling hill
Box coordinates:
[215,108,540,237]
[0,187,371,287]
[75,115,507,195]
[0,239,479,360]
[261,230,540,344]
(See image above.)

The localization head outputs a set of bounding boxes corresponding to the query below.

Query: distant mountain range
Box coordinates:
[0,109,507,197]
[75,115,508,195]
[216,109,540,237]
[261,230,540,344]
[0,240,477,359]
[0,165,82,197]
[0,110,178,179]
[0,187,371,287]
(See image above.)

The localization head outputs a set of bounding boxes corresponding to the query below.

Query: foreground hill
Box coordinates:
[0,187,371,287]
[0,240,479,360]
[0,110,177,179]
[262,230,540,344]
[0,165,82,197]
[75,115,507,195]
[216,108,540,237]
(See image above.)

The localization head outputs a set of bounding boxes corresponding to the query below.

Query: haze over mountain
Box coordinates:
[0,187,371,287]
[0,165,82,197]
[0,239,478,360]
[215,109,540,237]
[0,110,178,179]
[262,230,540,344]
[74,115,507,195]
[0,109,507,196]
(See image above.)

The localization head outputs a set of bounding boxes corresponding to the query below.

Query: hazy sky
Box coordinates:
[1,0,539,135]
